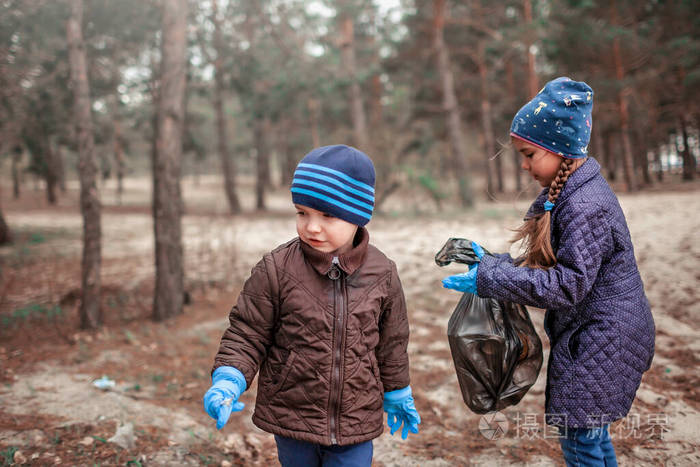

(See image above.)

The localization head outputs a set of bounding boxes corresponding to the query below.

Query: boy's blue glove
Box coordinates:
[441,241,483,294]
[383,385,421,440]
[203,366,247,430]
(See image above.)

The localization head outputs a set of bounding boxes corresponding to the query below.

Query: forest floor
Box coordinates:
[1,175,699,466]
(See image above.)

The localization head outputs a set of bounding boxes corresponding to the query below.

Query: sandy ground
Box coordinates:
[0,176,699,466]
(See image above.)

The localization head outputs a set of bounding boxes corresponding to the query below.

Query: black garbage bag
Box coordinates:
[436,238,543,414]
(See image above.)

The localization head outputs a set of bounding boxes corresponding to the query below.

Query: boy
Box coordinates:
[204,145,420,466]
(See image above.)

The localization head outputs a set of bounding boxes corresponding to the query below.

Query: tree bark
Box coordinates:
[339,14,369,150]
[679,116,695,181]
[279,117,297,187]
[43,134,58,205]
[604,131,618,181]
[152,0,187,321]
[0,203,10,245]
[505,61,522,192]
[654,149,663,182]
[477,42,500,195]
[55,145,66,193]
[113,118,125,205]
[633,127,651,186]
[254,117,270,210]
[611,0,637,191]
[523,0,538,98]
[212,0,241,213]
[368,14,383,131]
[67,0,102,329]
[12,145,22,199]
[593,127,606,173]
[433,0,473,206]
[307,98,321,148]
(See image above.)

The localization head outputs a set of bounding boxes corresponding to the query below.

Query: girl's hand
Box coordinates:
[441,263,479,294]
[441,240,483,294]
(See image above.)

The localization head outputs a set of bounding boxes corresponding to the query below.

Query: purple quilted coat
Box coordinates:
[476,157,655,428]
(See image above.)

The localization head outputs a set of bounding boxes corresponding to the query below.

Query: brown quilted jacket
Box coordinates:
[213,228,410,445]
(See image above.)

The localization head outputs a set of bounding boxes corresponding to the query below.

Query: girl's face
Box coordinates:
[295,204,358,255]
[513,137,564,187]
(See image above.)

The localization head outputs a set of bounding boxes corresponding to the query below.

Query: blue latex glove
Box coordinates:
[383,385,421,440]
[203,366,247,429]
[441,241,484,294]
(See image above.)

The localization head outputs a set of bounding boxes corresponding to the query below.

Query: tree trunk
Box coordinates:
[603,131,617,181]
[55,145,66,193]
[339,14,369,150]
[67,0,102,329]
[593,128,606,173]
[254,117,270,210]
[279,118,297,186]
[368,18,383,132]
[43,134,58,205]
[477,42,500,195]
[611,0,637,191]
[433,0,473,207]
[679,116,695,181]
[307,98,320,148]
[12,146,22,199]
[633,127,651,186]
[505,61,522,192]
[212,0,241,213]
[152,0,187,321]
[113,118,125,205]
[0,204,10,245]
[523,0,539,99]
[654,149,663,182]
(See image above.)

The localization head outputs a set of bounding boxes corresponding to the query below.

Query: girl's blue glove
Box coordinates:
[203,366,247,429]
[441,241,483,294]
[383,385,421,440]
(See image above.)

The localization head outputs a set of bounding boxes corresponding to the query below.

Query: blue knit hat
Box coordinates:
[291,145,375,226]
[510,77,594,159]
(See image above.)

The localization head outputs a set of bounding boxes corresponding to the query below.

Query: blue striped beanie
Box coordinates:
[510,77,593,159]
[291,145,375,226]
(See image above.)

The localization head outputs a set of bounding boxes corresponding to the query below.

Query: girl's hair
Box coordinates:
[511,157,583,269]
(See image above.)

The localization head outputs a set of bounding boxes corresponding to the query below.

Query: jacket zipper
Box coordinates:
[328,259,345,445]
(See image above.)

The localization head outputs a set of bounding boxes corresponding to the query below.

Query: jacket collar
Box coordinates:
[526,157,601,218]
[300,227,369,276]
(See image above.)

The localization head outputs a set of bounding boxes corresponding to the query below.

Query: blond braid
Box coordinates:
[547,158,575,204]
[512,157,584,269]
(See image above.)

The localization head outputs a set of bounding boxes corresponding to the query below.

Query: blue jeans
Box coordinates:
[274,435,373,467]
[558,425,618,467]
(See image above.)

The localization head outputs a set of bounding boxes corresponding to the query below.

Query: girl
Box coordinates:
[442,77,655,466]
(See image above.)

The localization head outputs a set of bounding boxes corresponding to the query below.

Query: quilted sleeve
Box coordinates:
[376,261,411,392]
[212,256,276,387]
[476,203,612,310]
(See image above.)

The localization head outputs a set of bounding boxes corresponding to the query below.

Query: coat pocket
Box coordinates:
[262,347,297,397]
[367,351,383,392]
[566,325,583,361]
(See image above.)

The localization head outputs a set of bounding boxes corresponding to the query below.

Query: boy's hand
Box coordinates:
[203,366,247,429]
[383,385,421,440]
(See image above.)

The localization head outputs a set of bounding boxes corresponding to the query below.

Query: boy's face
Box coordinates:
[295,204,359,255]
[513,137,563,188]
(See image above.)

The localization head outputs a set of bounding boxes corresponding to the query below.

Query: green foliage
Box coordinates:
[150,373,164,383]
[0,446,17,467]
[417,172,448,205]
[1,304,63,328]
